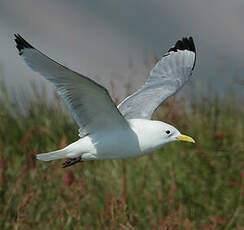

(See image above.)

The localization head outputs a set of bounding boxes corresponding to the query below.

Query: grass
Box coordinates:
[0,77,243,230]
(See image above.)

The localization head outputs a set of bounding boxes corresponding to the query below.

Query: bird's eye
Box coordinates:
[166,130,170,134]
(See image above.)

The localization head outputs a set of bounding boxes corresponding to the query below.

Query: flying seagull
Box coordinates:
[14,34,196,168]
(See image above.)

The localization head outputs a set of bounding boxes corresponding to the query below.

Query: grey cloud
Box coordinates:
[0,0,243,99]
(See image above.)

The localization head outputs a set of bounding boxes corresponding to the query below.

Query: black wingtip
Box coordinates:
[168,36,196,53]
[14,34,34,55]
[168,36,196,70]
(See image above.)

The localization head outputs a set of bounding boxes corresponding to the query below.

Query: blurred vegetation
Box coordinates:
[0,73,243,230]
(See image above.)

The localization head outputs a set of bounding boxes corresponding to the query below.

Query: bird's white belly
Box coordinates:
[83,129,144,160]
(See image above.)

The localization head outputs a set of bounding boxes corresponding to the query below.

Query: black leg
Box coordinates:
[62,156,83,168]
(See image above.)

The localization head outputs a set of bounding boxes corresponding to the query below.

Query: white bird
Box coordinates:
[14,34,196,168]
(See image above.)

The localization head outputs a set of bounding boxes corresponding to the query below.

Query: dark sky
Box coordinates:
[0,0,243,100]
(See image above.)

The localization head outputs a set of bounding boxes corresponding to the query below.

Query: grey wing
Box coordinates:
[118,37,196,120]
[14,34,129,137]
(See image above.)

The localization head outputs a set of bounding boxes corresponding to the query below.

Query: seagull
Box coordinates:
[14,34,196,168]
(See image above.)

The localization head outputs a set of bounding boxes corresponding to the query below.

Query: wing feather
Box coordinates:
[118,37,196,120]
[14,34,128,136]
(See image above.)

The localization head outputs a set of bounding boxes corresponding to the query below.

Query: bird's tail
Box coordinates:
[37,149,68,161]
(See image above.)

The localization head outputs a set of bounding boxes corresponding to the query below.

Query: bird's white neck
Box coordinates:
[128,119,169,154]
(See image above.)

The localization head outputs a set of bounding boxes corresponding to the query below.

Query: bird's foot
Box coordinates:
[62,156,83,168]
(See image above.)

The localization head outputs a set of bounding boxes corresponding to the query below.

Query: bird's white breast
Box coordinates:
[89,127,143,159]
[84,119,166,160]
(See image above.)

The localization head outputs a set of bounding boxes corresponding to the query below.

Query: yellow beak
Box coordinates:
[176,134,195,143]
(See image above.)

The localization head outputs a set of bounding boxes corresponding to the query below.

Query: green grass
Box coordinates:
[0,79,243,230]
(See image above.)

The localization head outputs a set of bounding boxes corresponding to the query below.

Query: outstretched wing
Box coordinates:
[14,34,129,137]
[118,37,196,120]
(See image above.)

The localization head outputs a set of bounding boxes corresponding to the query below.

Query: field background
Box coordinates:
[0,75,243,230]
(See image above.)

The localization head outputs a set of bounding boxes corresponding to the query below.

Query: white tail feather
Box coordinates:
[36,149,68,161]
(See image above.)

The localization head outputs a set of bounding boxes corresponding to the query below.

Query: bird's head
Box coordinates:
[157,121,195,145]
[129,119,195,153]
[132,120,195,152]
